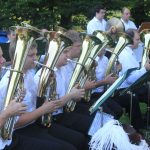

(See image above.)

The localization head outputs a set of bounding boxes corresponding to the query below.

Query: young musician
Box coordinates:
[34,46,93,150]
[62,30,123,119]
[86,47,123,119]
[0,45,67,150]
[0,42,79,150]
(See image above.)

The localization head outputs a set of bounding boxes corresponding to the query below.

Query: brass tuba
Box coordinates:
[140,29,150,67]
[78,32,111,102]
[0,25,40,140]
[65,34,102,112]
[37,29,72,127]
[83,30,114,101]
[105,32,132,77]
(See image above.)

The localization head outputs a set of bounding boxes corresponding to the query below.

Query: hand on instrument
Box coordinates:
[104,73,117,84]
[84,79,96,90]
[42,100,60,113]
[5,100,27,116]
[70,84,85,100]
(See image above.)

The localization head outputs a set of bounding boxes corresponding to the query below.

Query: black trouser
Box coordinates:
[36,96,93,135]
[75,92,123,119]
[113,90,144,130]
[53,112,94,137]
[15,123,77,150]
[47,123,86,150]
[4,131,68,150]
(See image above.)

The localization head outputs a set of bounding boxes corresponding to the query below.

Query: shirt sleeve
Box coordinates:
[126,67,146,85]
[87,22,95,34]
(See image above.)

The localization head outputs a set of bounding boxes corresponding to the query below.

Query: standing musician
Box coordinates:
[113,29,150,131]
[121,7,137,31]
[0,42,81,150]
[87,5,107,34]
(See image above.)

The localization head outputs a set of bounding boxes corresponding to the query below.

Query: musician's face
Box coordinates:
[70,42,82,58]
[96,9,106,20]
[98,47,106,57]
[56,51,69,68]
[24,48,37,71]
[122,8,131,21]
[0,47,6,69]
[132,32,140,49]
[7,31,16,42]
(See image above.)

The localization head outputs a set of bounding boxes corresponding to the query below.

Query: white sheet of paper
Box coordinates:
[88,111,114,136]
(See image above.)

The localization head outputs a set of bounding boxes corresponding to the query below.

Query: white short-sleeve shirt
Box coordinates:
[118,46,146,89]
[0,69,37,149]
[121,18,137,31]
[87,17,107,34]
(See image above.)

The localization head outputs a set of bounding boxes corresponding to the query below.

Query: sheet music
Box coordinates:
[90,68,137,114]
[88,111,114,136]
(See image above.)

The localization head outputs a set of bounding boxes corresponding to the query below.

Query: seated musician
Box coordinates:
[113,28,150,131]
[0,42,81,150]
[0,45,65,150]
[62,30,123,119]
[85,47,123,119]
[34,45,94,150]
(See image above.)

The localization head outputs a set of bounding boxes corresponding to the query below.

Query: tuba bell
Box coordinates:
[105,32,132,77]
[0,25,41,140]
[140,29,150,67]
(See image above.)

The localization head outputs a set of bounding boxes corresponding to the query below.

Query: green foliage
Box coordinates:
[72,15,88,31]
[0,0,150,30]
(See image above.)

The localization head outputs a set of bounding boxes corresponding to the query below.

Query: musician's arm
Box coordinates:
[0,110,11,128]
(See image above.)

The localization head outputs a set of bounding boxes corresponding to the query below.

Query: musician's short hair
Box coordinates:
[30,41,38,50]
[125,28,137,39]
[121,7,130,14]
[94,5,106,13]
[65,30,82,43]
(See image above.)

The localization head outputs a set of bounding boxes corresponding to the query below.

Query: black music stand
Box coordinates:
[120,70,150,129]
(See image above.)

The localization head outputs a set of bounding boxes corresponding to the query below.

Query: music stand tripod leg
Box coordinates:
[127,91,133,125]
[147,82,150,129]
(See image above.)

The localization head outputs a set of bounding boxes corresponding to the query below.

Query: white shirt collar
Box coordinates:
[94,17,104,23]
